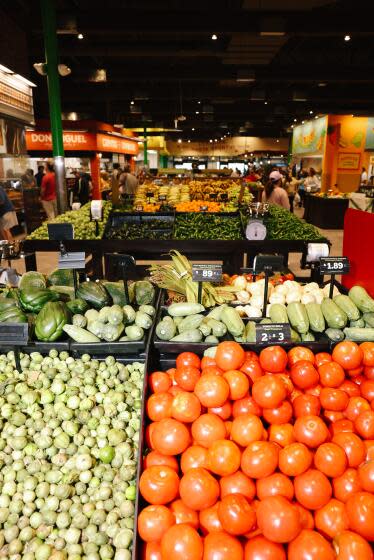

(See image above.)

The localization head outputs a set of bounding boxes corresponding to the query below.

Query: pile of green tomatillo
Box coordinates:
[0,350,143,560]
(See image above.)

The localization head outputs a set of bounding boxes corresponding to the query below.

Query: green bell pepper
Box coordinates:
[19,288,60,313]
[35,301,71,342]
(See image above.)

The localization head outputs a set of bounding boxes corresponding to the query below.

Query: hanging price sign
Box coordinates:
[192,264,222,283]
[320,257,350,275]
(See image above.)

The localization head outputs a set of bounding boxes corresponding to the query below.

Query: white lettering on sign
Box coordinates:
[30,133,88,145]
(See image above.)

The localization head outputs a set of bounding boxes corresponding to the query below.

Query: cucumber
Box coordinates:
[221,307,245,337]
[178,314,204,333]
[199,319,212,337]
[325,328,345,342]
[207,304,228,321]
[125,325,144,341]
[135,311,153,330]
[301,332,315,342]
[107,305,124,326]
[168,302,205,317]
[206,318,227,337]
[173,316,183,326]
[333,295,360,321]
[98,306,111,323]
[205,335,219,344]
[269,304,289,324]
[123,305,136,324]
[87,320,105,338]
[102,323,124,342]
[348,286,374,313]
[139,304,155,317]
[343,327,374,342]
[291,328,301,342]
[156,320,176,341]
[287,303,309,334]
[305,302,325,333]
[245,321,256,343]
[363,313,374,328]
[170,329,203,342]
[350,318,365,328]
[63,325,100,343]
[321,298,347,329]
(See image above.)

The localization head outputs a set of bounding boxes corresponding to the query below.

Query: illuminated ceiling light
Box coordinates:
[250,153,254,156]
[291,125,294,128]
[209,139,213,143]
[192,128,195,131]
[301,120,305,124]
[276,139,279,143]
[214,139,218,142]
[195,111,200,115]
[187,140,191,143]
[130,100,135,105]
[197,101,201,104]
[294,118,297,122]
[315,115,319,119]
[267,159,271,164]
[77,33,84,40]
[178,138,182,143]
[221,137,224,140]
[236,69,256,83]
[264,101,268,105]
[344,34,351,42]
[211,34,218,40]
[309,110,313,114]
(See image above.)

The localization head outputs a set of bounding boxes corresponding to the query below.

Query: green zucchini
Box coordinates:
[245,321,256,343]
[87,320,105,338]
[72,314,87,328]
[334,295,360,321]
[350,318,365,328]
[325,328,345,342]
[207,304,227,321]
[363,313,374,328]
[260,318,272,324]
[199,319,212,337]
[168,302,205,317]
[205,335,219,344]
[63,325,100,343]
[343,327,374,342]
[206,318,227,337]
[348,286,374,313]
[108,305,124,326]
[178,314,204,333]
[123,305,136,324]
[221,307,245,336]
[321,298,347,329]
[287,303,309,334]
[139,305,155,317]
[156,320,176,341]
[102,323,124,342]
[135,311,153,330]
[98,306,111,323]
[170,329,203,342]
[301,332,315,342]
[305,302,325,333]
[269,304,289,324]
[125,325,144,341]
[291,328,301,342]
[173,316,183,326]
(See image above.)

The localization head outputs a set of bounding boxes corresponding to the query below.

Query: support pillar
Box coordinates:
[90,154,101,200]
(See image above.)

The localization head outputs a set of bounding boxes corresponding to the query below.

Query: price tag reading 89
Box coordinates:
[192,264,223,283]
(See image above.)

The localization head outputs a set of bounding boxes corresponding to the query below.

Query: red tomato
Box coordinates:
[208,401,232,420]
[320,387,349,411]
[314,498,349,539]
[288,529,335,560]
[244,535,286,560]
[360,379,374,401]
[175,366,201,391]
[288,346,315,367]
[232,396,262,418]
[171,391,201,423]
[332,432,366,468]
[330,419,354,437]
[230,414,264,447]
[240,359,264,383]
[332,341,363,371]
[199,502,223,535]
[201,356,216,369]
[152,418,191,456]
[315,352,332,368]
[170,499,199,529]
[324,410,344,424]
[318,361,345,388]
[161,523,203,560]
[145,422,158,449]
[259,346,288,373]
[293,503,315,530]
[176,352,201,370]
[215,341,245,372]
[220,471,256,501]
[149,371,172,394]
[142,541,162,560]
[290,360,319,390]
[218,494,256,536]
[143,450,179,472]
[256,496,301,543]
[293,415,329,448]
[147,392,173,421]
[293,394,321,418]
[268,423,295,448]
[278,443,313,476]
[241,441,279,479]
[207,440,241,477]
[364,365,374,379]
[202,365,224,376]
[194,374,230,408]
[339,379,361,397]
[345,491,374,541]
[358,460,374,492]
[252,375,286,409]
[294,469,332,510]
[138,504,175,542]
[191,414,227,448]
[360,342,374,367]
[263,400,293,425]
[203,531,244,560]
[334,530,374,560]
[364,440,374,461]
[355,410,374,439]
[139,466,179,505]
[179,467,220,511]
[314,442,348,478]
[256,473,294,501]
[332,468,363,502]
[181,445,208,474]
[223,370,250,400]
[344,396,371,422]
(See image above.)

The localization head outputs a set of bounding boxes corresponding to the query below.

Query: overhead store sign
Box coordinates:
[291,116,327,155]
[26,131,139,155]
[0,66,34,125]
[167,136,289,156]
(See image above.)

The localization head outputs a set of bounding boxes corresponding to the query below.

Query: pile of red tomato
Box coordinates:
[138,340,374,560]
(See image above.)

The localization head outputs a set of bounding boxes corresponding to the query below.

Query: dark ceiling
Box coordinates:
[2,0,374,139]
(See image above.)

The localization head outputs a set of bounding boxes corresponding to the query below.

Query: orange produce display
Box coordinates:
[174,200,223,212]
[139,342,374,559]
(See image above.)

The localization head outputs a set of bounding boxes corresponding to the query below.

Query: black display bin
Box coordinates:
[304,194,349,229]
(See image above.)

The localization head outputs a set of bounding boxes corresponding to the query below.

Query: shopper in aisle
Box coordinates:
[40,162,57,220]
[35,165,45,188]
[110,163,121,204]
[73,171,92,206]
[119,164,139,196]
[0,186,18,241]
[361,166,368,185]
[304,167,321,193]
[262,170,290,210]
[21,169,36,189]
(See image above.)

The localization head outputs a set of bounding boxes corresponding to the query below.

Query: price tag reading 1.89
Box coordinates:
[192,264,223,283]
[319,257,350,275]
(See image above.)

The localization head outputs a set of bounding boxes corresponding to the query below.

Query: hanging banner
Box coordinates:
[26,131,96,151]
[291,116,327,155]
[96,133,139,155]
[365,117,374,149]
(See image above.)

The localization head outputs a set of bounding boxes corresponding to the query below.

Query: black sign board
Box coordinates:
[220,193,228,202]
[320,257,350,275]
[58,252,86,270]
[146,191,154,198]
[200,205,208,212]
[209,193,218,200]
[256,323,291,344]
[0,323,28,345]
[253,254,284,274]
[192,264,222,283]
[48,223,74,241]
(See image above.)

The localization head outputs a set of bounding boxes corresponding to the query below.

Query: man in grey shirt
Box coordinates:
[119,164,139,196]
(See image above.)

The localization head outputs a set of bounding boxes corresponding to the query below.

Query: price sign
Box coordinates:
[159,195,167,201]
[209,193,218,200]
[220,193,228,202]
[320,257,350,275]
[146,191,154,198]
[255,323,291,344]
[136,205,143,212]
[192,264,222,283]
[0,323,28,346]
[58,252,86,270]
[200,205,208,212]
[48,223,74,241]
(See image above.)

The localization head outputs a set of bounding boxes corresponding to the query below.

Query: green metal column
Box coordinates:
[40,0,68,214]
[143,127,148,167]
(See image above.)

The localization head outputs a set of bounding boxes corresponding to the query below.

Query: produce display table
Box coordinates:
[304,194,349,229]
